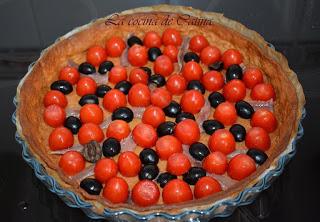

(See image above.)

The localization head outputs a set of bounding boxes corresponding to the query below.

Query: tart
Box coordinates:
[15,4,305,220]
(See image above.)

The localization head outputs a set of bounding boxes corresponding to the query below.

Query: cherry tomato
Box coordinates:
[194,176,222,199]
[142,106,166,128]
[163,45,178,62]
[251,109,277,133]
[214,102,237,126]
[143,31,162,48]
[132,180,160,206]
[201,71,224,92]
[151,88,172,108]
[228,154,256,180]
[59,151,85,176]
[78,123,104,145]
[180,90,205,114]
[59,66,80,85]
[162,179,193,204]
[103,177,129,203]
[243,67,264,89]
[79,104,103,125]
[103,89,127,112]
[106,120,130,140]
[156,135,182,160]
[245,127,271,151]
[76,77,97,96]
[251,83,275,101]
[223,79,246,102]
[162,28,182,46]
[202,151,228,174]
[105,36,126,57]
[44,104,66,127]
[200,46,221,65]
[153,55,174,77]
[221,49,243,68]
[132,123,157,148]
[118,151,141,177]
[94,158,118,183]
[128,44,148,67]
[49,127,74,150]
[129,68,148,85]
[128,83,151,107]
[166,74,187,95]
[189,35,209,53]
[174,119,200,145]
[208,129,235,155]
[167,153,191,176]
[108,66,127,84]
[43,90,68,108]
[182,61,203,81]
[86,45,107,66]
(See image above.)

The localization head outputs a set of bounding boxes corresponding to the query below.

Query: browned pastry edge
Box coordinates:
[15,4,305,216]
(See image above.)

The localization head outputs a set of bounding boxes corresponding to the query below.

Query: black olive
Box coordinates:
[96,84,111,98]
[78,62,96,74]
[208,91,225,108]
[229,124,246,142]
[102,138,121,157]
[189,142,210,161]
[139,165,159,180]
[235,100,254,119]
[247,148,268,165]
[148,74,166,87]
[156,172,177,188]
[148,47,162,61]
[163,101,181,118]
[98,61,114,74]
[80,178,102,195]
[184,52,200,63]
[183,167,206,185]
[187,80,205,94]
[226,64,243,82]
[111,107,134,123]
[202,119,224,135]
[175,112,195,123]
[157,121,176,137]
[139,148,159,165]
[64,116,81,134]
[127,36,143,47]
[208,61,224,71]
[140,67,152,76]
[50,80,73,95]
[114,80,132,95]
[79,94,99,106]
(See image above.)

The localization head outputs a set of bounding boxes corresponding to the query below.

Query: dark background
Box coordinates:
[0,0,319,221]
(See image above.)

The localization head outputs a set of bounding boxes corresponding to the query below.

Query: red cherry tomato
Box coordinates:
[143,31,162,48]
[118,151,141,177]
[245,127,271,151]
[94,158,118,183]
[223,79,246,102]
[180,90,205,114]
[201,71,224,92]
[78,123,104,145]
[221,49,243,68]
[79,104,103,125]
[214,102,237,126]
[106,120,131,140]
[150,88,172,108]
[166,74,187,95]
[103,89,127,112]
[142,106,166,128]
[202,151,228,174]
[49,127,74,150]
[76,77,97,96]
[162,179,193,204]
[243,67,264,89]
[44,104,66,127]
[129,68,148,85]
[163,45,178,62]
[59,66,80,85]
[156,135,182,160]
[194,176,222,199]
[108,66,127,84]
[167,153,191,176]
[162,28,182,46]
[251,83,275,101]
[208,129,235,155]
[103,177,129,203]
[128,83,151,107]
[200,46,221,65]
[105,36,126,57]
[86,45,107,66]
[132,123,157,148]
[59,151,85,176]
[228,154,256,180]
[128,44,148,67]
[182,61,203,81]
[43,90,68,108]
[153,55,174,77]
[132,180,160,206]
[174,119,200,145]
[189,35,209,53]
[251,109,277,133]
